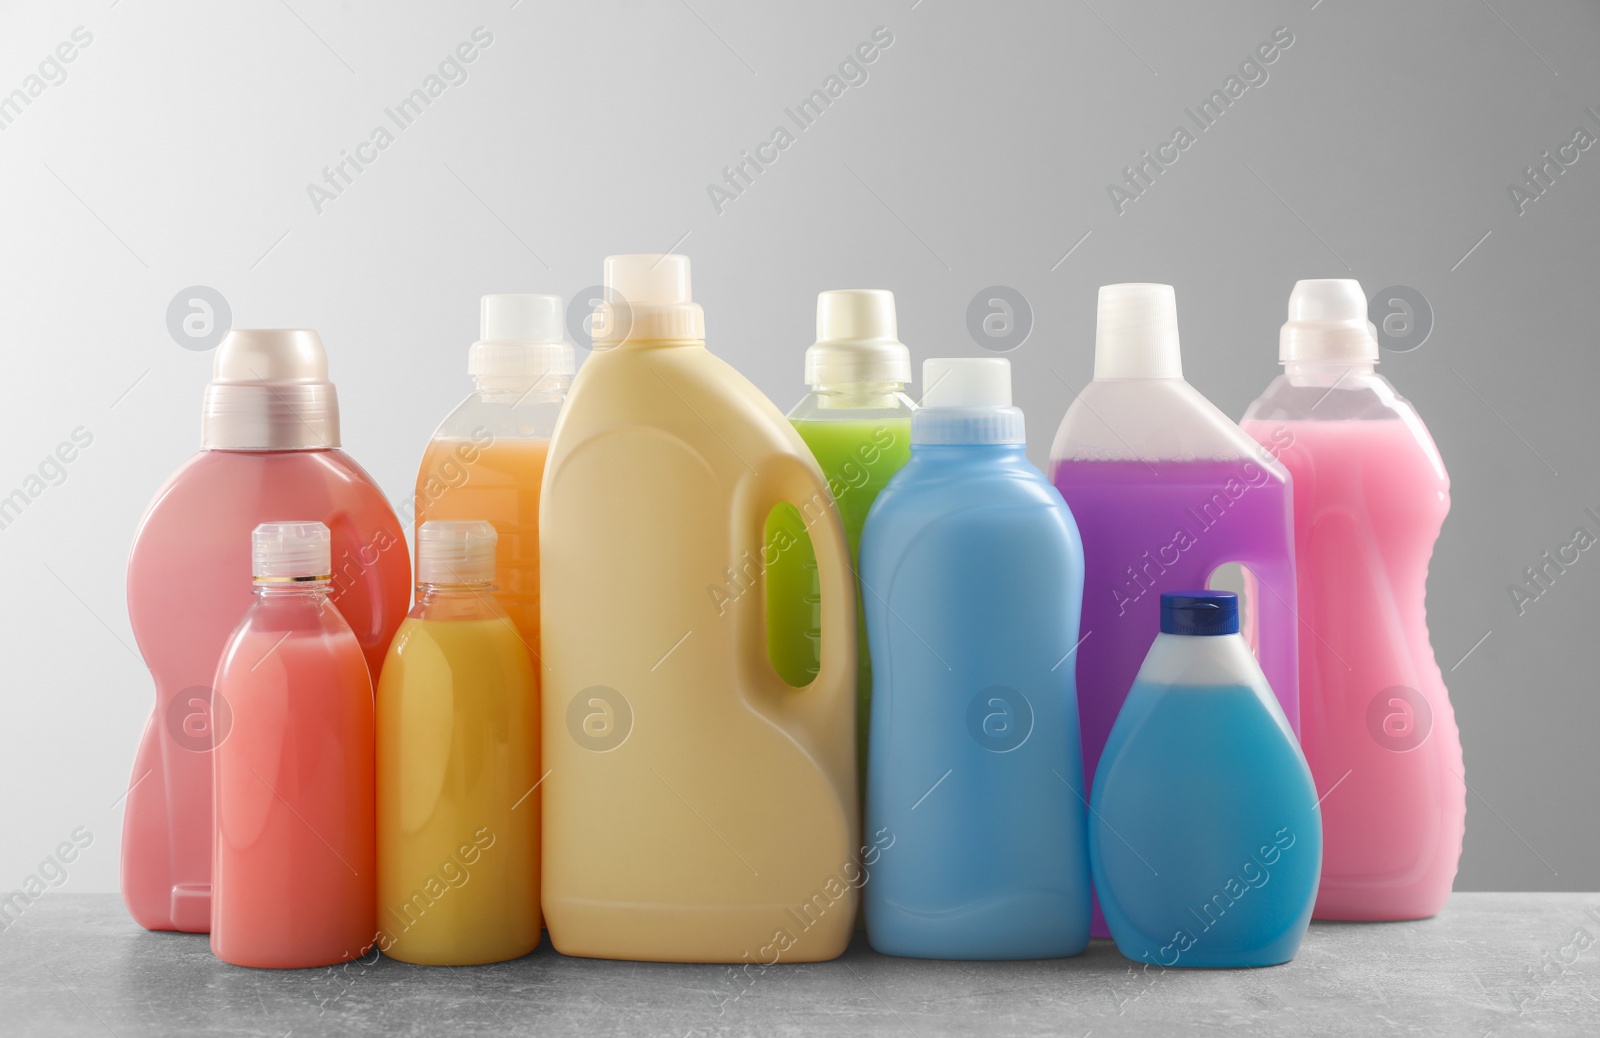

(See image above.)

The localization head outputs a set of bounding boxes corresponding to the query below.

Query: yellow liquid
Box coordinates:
[414,437,548,661]
[376,612,540,964]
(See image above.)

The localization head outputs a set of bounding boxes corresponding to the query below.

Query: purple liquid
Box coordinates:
[1050,458,1299,937]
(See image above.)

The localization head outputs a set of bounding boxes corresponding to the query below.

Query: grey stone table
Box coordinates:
[1,893,1596,1036]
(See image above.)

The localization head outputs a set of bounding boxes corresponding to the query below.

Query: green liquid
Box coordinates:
[766,416,912,781]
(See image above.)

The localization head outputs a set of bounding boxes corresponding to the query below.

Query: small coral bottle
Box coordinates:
[377,521,540,964]
[211,522,377,968]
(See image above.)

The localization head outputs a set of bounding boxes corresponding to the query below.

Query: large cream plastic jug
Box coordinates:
[540,255,859,963]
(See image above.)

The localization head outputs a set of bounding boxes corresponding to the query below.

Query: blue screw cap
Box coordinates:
[1160,590,1240,636]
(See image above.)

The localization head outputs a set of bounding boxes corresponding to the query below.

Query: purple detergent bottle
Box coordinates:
[1048,284,1299,938]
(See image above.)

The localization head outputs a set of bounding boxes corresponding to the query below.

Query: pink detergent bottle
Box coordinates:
[123,329,408,933]
[1049,284,1299,938]
[212,522,377,968]
[1242,280,1464,920]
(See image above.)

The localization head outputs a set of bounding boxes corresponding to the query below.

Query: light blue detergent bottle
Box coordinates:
[860,357,1091,960]
[1091,591,1321,968]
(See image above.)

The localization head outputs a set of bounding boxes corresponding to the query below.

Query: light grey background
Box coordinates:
[0,0,1595,897]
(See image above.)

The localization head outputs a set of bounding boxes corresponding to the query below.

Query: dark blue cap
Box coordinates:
[1160,591,1240,636]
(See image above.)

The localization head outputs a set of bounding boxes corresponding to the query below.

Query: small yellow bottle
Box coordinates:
[376,521,540,964]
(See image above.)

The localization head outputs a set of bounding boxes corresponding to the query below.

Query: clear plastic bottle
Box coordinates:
[211,522,377,968]
[767,289,915,782]
[1241,279,1464,920]
[414,294,574,655]
[377,521,540,964]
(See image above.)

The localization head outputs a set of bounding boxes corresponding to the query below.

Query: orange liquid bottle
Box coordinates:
[211,522,377,968]
[413,295,573,657]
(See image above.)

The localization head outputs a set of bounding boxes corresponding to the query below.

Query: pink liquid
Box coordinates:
[211,590,377,967]
[123,450,408,932]
[1243,418,1464,919]
[1050,458,1298,937]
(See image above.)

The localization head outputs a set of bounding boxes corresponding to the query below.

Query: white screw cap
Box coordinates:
[1279,279,1378,363]
[593,254,705,344]
[913,358,1024,444]
[469,294,575,379]
[806,289,912,386]
[922,357,1011,407]
[252,521,331,582]
[417,520,497,586]
[1094,283,1183,379]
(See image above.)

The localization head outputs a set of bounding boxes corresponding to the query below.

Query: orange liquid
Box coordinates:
[414,438,548,663]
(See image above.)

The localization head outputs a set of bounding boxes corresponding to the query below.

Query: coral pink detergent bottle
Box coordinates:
[1242,280,1464,920]
[211,522,377,968]
[122,329,408,933]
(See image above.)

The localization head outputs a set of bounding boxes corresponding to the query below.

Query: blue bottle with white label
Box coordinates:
[1091,591,1322,968]
[860,357,1090,960]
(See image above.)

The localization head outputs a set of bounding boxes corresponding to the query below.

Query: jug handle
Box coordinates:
[733,454,858,775]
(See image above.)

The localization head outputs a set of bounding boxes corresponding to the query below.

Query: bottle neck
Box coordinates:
[201,383,340,451]
[808,380,908,409]
[415,581,500,620]
[1139,631,1261,688]
[473,373,571,402]
[1283,360,1377,387]
[418,581,493,597]
[911,406,1026,446]
[592,337,703,353]
[252,579,331,600]
[913,441,1028,458]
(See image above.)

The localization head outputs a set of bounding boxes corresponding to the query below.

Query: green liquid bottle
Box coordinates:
[766,289,915,786]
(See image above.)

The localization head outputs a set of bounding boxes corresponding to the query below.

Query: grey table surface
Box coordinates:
[1,893,1596,1037]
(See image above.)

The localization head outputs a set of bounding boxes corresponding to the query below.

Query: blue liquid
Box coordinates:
[860,443,1091,959]
[1091,672,1321,968]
